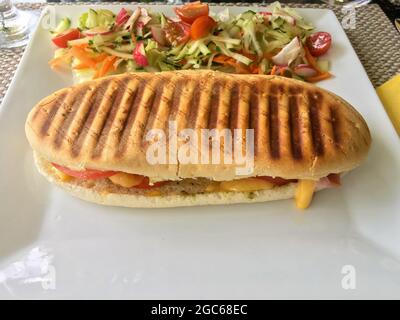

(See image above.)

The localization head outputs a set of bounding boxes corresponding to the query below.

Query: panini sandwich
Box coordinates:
[25,70,371,208]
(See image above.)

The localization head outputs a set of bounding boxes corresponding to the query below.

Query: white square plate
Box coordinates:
[1,4,400,299]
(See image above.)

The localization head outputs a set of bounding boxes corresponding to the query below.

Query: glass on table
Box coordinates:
[0,0,37,48]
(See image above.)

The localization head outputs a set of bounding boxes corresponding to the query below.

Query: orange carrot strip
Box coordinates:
[270,65,278,75]
[305,72,332,83]
[48,52,72,69]
[92,53,109,63]
[224,59,237,67]
[48,57,65,69]
[249,61,261,74]
[304,46,322,74]
[240,51,257,61]
[70,46,97,68]
[213,54,252,73]
[73,63,92,70]
[250,65,260,74]
[213,55,232,64]
[94,56,117,78]
[235,63,250,74]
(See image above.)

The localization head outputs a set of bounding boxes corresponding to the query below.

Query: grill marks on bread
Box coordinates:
[30,71,359,170]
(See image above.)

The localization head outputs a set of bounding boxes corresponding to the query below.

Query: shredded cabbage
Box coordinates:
[52,2,327,83]
[52,17,71,34]
[79,9,115,29]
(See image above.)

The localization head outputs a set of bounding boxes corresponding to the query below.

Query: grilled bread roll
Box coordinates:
[25,70,371,208]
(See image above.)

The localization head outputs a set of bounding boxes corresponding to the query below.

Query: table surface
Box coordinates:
[41,0,400,25]
[1,1,400,104]
[12,0,400,24]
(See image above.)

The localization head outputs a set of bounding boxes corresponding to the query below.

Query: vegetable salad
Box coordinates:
[49,1,332,83]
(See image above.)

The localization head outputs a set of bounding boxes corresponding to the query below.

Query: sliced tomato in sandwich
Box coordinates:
[133,177,168,189]
[52,163,116,179]
[327,173,341,186]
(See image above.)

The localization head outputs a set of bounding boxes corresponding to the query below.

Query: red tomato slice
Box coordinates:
[258,176,297,186]
[306,32,332,57]
[52,163,116,180]
[52,28,81,48]
[190,16,216,40]
[133,177,168,189]
[174,1,209,24]
[164,20,191,45]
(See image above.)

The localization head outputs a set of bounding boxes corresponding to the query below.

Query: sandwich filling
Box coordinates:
[50,161,341,209]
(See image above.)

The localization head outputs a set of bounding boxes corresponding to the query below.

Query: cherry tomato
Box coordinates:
[258,176,297,186]
[51,28,81,48]
[52,163,116,179]
[190,16,216,40]
[306,32,332,57]
[133,177,168,189]
[164,20,191,45]
[174,1,209,24]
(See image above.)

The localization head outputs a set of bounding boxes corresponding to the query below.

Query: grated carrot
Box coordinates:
[304,46,322,73]
[250,65,260,74]
[270,65,278,75]
[48,52,72,69]
[73,63,92,70]
[213,55,232,64]
[92,53,109,63]
[94,56,117,78]
[70,46,97,69]
[305,72,332,83]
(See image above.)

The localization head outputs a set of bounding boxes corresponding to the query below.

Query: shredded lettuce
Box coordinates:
[52,17,71,35]
[145,39,158,51]
[78,12,88,30]
[147,48,179,71]
[86,9,98,29]
[97,9,115,27]
[317,59,330,72]
[160,13,167,28]
[79,9,115,29]
[126,60,140,72]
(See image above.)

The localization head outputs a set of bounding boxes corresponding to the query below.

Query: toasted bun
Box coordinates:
[26,70,371,180]
[34,152,296,208]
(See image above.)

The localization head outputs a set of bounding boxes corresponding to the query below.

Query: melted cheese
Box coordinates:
[109,172,144,188]
[206,182,221,192]
[53,168,71,182]
[295,180,316,209]
[145,190,162,197]
[220,178,274,192]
